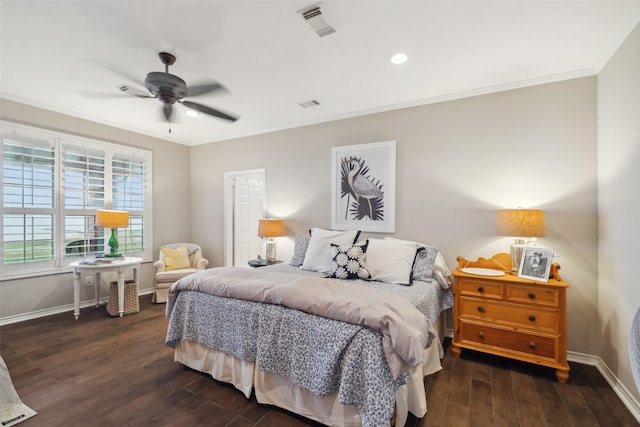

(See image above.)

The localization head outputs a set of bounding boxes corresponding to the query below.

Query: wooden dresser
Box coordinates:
[452,253,569,383]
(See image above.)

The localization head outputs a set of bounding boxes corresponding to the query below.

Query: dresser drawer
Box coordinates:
[459,278,503,299]
[459,321,557,359]
[506,284,559,307]
[459,297,559,332]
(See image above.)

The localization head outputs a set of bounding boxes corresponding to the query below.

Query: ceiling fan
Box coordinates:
[119,52,238,123]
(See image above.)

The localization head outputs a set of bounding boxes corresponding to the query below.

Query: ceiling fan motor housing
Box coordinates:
[144,72,188,100]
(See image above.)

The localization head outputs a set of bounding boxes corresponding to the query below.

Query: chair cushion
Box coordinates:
[155,268,199,283]
[161,245,191,271]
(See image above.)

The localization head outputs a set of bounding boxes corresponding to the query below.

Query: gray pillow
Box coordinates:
[412,245,439,282]
[290,235,310,267]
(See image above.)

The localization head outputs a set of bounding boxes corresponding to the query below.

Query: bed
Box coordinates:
[165,230,453,427]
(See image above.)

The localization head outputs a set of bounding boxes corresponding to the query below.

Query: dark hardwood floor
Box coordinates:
[1,295,637,427]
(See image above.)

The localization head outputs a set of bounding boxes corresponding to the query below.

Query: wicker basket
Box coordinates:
[106,280,140,316]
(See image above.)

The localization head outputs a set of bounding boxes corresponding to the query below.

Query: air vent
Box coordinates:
[298,99,321,108]
[299,4,335,37]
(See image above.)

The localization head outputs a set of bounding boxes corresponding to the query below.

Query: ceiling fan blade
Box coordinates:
[163,103,173,122]
[118,84,154,98]
[187,82,225,97]
[181,100,238,122]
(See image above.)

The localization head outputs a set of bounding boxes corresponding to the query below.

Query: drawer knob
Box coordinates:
[478,331,485,339]
[528,315,537,322]
[528,292,536,299]
[528,341,537,350]
[477,286,484,292]
[477,305,485,313]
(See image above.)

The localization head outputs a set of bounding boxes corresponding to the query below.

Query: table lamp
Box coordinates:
[96,209,130,257]
[497,209,545,274]
[258,219,285,262]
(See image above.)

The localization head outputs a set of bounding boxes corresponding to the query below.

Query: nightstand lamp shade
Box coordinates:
[497,209,545,274]
[258,219,285,262]
[96,209,130,257]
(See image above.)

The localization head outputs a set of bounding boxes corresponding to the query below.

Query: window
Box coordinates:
[0,121,153,279]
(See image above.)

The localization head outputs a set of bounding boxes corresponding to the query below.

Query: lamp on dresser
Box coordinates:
[258,218,285,262]
[496,208,545,274]
[96,209,130,257]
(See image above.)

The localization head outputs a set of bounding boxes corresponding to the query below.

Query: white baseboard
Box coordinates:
[0,288,154,326]
[568,350,640,423]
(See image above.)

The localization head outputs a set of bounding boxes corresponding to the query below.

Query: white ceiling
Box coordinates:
[1,1,639,146]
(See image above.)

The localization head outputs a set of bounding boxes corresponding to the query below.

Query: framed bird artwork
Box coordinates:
[331,140,396,233]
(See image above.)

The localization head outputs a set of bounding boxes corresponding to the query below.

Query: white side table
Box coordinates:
[70,257,143,319]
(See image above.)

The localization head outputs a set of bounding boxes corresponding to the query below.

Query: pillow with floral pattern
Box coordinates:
[330,240,371,280]
[290,235,310,267]
[412,245,440,282]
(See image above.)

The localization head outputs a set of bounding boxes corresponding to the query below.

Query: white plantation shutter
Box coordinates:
[61,144,106,258]
[63,146,105,210]
[1,129,56,270]
[0,121,152,278]
[111,154,148,256]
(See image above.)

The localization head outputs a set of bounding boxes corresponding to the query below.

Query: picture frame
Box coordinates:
[331,140,396,233]
[518,247,554,282]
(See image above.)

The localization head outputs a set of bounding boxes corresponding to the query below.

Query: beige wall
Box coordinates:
[0,99,192,319]
[191,77,599,356]
[598,23,640,402]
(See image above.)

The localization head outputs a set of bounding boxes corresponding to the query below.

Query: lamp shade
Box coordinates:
[497,209,545,237]
[96,210,130,228]
[258,219,285,238]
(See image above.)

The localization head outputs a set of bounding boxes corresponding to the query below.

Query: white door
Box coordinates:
[233,177,264,266]
[224,169,266,267]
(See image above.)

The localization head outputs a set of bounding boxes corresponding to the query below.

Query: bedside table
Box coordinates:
[452,253,570,383]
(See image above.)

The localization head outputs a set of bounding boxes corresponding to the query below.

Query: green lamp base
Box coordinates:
[104,228,122,257]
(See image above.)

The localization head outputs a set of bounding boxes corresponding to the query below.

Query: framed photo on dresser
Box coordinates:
[518,247,553,282]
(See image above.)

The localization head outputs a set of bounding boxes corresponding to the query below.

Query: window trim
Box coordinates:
[0,121,153,281]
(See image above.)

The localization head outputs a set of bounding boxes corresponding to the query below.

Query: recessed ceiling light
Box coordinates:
[390,53,408,65]
[185,110,199,117]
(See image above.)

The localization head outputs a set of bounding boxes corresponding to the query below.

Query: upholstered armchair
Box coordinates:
[153,243,209,303]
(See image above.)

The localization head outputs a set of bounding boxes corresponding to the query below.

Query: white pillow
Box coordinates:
[301,228,360,274]
[384,237,453,288]
[366,238,419,285]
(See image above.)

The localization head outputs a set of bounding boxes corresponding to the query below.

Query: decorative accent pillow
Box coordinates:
[433,252,453,289]
[290,235,310,267]
[330,240,371,280]
[301,228,361,274]
[161,245,191,271]
[366,238,419,285]
[411,245,439,282]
